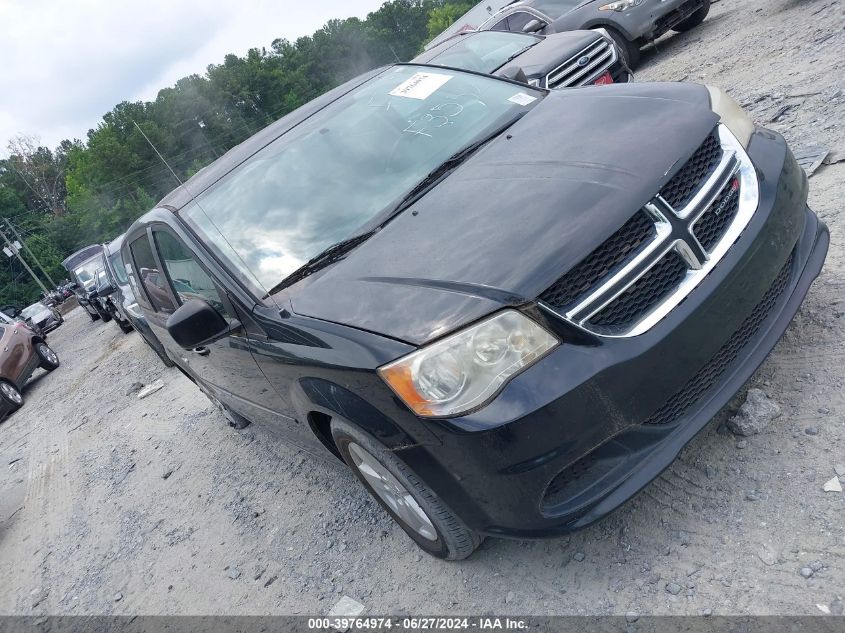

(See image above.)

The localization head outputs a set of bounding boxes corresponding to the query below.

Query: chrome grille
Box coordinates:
[539,125,760,337]
[545,37,616,89]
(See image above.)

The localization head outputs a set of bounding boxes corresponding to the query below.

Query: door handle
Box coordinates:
[193,347,210,356]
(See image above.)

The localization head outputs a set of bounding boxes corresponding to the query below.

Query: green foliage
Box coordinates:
[1,0,470,306]
[426,2,474,41]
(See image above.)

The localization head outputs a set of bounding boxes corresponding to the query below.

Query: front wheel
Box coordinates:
[0,380,23,412]
[673,0,710,31]
[603,26,640,69]
[35,342,60,371]
[331,418,482,560]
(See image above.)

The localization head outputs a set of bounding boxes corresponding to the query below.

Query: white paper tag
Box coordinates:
[508,92,537,106]
[389,72,453,100]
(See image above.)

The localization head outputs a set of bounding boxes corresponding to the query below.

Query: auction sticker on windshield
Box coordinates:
[507,92,537,106]
[389,72,453,100]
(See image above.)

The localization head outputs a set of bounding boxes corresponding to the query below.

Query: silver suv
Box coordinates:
[426,0,711,69]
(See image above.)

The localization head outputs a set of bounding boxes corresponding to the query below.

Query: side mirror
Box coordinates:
[89,289,99,299]
[99,282,116,296]
[166,299,232,349]
[499,65,529,84]
[521,19,545,33]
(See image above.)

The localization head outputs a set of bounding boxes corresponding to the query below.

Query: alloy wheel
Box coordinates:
[1,382,22,405]
[348,442,437,542]
[38,344,59,366]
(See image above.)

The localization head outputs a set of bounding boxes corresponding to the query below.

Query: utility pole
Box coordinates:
[0,224,48,294]
[4,219,56,287]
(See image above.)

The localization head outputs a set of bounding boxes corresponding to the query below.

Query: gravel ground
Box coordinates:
[1,0,844,617]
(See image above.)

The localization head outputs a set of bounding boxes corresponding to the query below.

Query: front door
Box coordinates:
[127,227,288,427]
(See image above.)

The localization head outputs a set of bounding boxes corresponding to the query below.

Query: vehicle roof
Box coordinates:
[104,233,125,256]
[61,244,103,271]
[156,65,390,212]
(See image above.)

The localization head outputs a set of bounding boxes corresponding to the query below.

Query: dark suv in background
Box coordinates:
[123,65,827,559]
[428,0,711,68]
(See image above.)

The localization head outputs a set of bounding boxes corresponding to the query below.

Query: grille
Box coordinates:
[546,38,615,88]
[644,254,793,426]
[587,251,689,334]
[693,177,740,251]
[660,131,723,209]
[539,211,655,310]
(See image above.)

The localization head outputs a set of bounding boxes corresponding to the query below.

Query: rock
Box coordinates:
[625,611,639,623]
[705,465,717,479]
[161,469,174,480]
[823,476,843,492]
[573,552,585,562]
[113,592,123,602]
[124,382,144,396]
[327,595,365,618]
[727,389,781,436]
[137,380,165,400]
[666,582,682,595]
[736,439,748,449]
[505,591,514,604]
[834,464,845,477]
[810,561,823,572]
[799,567,814,579]
[757,545,778,566]
[805,426,819,436]
[745,490,762,501]
[263,575,278,588]
[817,407,830,415]
[226,567,241,580]
[703,609,712,617]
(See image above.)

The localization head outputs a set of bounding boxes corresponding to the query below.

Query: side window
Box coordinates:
[153,231,228,315]
[129,234,178,313]
[489,17,511,31]
[507,12,544,32]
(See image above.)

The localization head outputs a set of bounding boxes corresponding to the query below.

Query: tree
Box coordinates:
[5,134,68,216]
[426,2,473,41]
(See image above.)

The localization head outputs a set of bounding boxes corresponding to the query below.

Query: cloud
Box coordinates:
[0,0,383,149]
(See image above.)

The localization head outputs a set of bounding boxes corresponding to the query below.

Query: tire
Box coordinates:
[100,309,112,323]
[673,0,710,31]
[331,418,482,560]
[89,310,100,322]
[0,380,23,412]
[604,26,640,69]
[35,341,60,371]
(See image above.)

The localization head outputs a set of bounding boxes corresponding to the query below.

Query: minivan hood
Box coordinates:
[290,82,717,345]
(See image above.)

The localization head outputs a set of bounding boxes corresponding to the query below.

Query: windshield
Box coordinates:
[74,255,103,290]
[108,251,129,284]
[427,32,541,73]
[182,65,543,296]
[426,1,517,49]
[21,304,47,319]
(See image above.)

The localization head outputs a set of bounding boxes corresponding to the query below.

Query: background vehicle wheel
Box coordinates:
[0,380,23,412]
[604,26,640,69]
[35,342,60,371]
[118,319,134,334]
[89,311,100,322]
[673,0,710,31]
[100,310,112,323]
[331,418,482,560]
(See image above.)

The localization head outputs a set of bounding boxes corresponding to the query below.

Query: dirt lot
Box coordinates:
[2,0,844,617]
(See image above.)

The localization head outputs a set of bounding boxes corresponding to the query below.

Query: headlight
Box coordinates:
[599,0,645,11]
[126,302,144,318]
[378,310,558,417]
[706,86,754,148]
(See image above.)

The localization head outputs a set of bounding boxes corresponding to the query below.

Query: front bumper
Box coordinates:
[399,129,828,537]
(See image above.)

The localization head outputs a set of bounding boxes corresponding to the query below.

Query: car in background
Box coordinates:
[0,315,60,422]
[19,302,63,334]
[71,255,111,322]
[431,0,712,68]
[412,30,630,89]
[102,234,174,366]
[91,270,133,333]
[122,64,827,559]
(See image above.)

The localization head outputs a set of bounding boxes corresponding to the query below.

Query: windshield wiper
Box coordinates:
[504,44,536,64]
[266,231,377,296]
[381,113,526,222]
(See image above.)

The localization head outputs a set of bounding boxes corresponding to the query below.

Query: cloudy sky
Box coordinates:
[0,0,383,151]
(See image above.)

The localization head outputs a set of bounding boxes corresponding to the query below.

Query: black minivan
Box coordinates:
[124,64,828,559]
